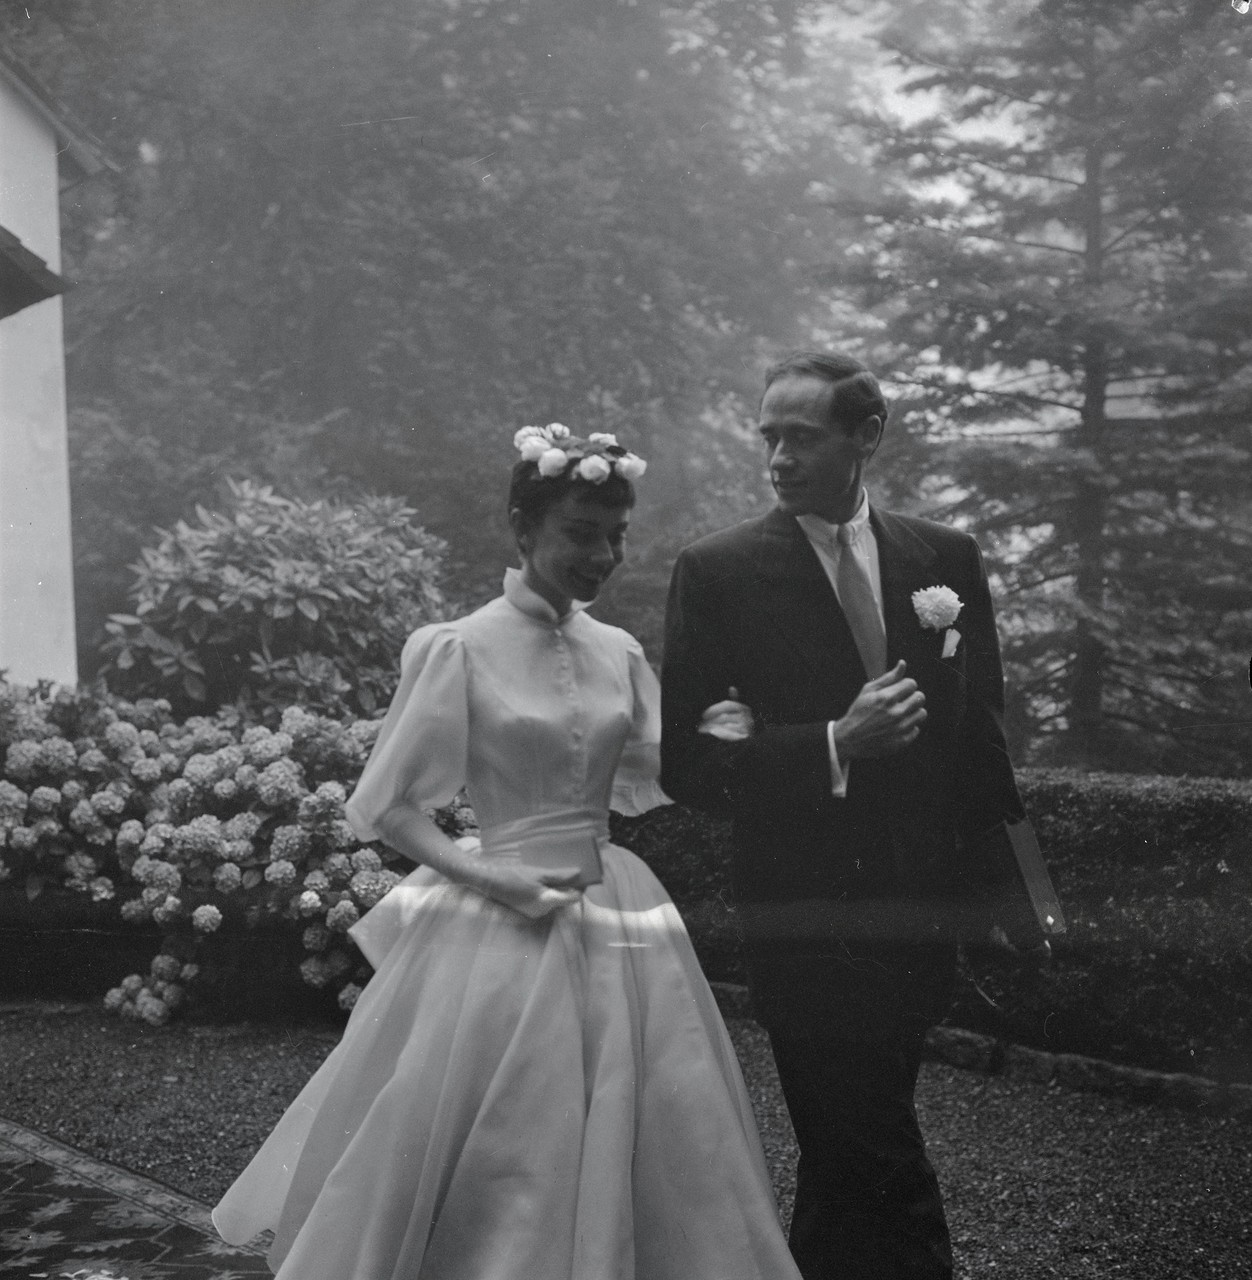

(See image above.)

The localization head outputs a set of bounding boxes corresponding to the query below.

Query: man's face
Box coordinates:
[758,373,880,522]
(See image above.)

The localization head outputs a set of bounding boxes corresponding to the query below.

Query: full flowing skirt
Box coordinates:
[212,845,801,1280]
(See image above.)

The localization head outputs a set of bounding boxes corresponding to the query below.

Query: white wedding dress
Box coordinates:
[212,568,800,1280]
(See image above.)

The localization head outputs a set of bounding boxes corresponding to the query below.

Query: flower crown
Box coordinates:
[513,423,647,484]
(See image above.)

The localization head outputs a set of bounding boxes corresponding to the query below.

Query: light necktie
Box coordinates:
[836,523,887,678]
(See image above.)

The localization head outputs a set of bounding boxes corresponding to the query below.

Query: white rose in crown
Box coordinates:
[537,447,571,477]
[513,420,647,484]
[911,585,962,631]
[576,454,613,482]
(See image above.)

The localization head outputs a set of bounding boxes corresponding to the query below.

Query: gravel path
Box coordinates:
[1,1001,1248,1278]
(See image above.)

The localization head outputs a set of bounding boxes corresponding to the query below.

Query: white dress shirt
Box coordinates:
[796,490,884,798]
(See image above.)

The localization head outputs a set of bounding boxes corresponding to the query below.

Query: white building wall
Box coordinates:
[0,73,79,686]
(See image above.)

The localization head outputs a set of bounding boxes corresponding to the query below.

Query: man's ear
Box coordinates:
[856,414,884,460]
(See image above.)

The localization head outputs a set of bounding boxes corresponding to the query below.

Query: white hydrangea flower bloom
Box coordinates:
[137,992,170,1026]
[300,955,331,988]
[303,923,331,952]
[587,432,618,447]
[192,903,223,933]
[213,861,243,893]
[152,894,182,925]
[545,422,572,441]
[265,858,298,887]
[150,954,182,982]
[911,585,962,631]
[326,899,361,932]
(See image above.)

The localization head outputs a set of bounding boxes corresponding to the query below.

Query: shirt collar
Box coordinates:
[796,489,871,548]
[503,566,588,625]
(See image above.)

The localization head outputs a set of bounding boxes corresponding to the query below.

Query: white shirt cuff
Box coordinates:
[826,720,849,798]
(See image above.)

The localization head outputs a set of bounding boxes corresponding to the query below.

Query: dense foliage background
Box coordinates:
[2,0,1250,774]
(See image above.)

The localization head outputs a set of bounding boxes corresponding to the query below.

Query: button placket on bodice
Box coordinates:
[548,618,590,803]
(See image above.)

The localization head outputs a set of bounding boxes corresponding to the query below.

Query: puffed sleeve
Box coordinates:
[345,626,469,842]
[611,638,672,817]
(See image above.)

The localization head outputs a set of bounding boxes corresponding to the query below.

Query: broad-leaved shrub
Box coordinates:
[99,480,448,717]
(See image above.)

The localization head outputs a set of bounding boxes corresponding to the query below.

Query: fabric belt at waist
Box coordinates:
[477,807,609,887]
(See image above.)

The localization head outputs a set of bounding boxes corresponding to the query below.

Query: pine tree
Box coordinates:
[828,0,1252,773]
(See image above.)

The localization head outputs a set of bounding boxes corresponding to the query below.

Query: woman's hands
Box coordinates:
[467,860,584,920]
[698,687,754,742]
[375,807,583,921]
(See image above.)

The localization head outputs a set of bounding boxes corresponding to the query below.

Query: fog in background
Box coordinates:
[5,0,1251,776]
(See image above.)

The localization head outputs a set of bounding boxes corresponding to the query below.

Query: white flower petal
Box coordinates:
[537,447,570,477]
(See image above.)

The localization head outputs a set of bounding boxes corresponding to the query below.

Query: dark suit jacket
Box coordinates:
[661,505,1025,1034]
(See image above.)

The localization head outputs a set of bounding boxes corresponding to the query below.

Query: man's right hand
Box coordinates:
[830,661,926,760]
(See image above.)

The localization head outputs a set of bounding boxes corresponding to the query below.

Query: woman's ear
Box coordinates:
[508,506,530,556]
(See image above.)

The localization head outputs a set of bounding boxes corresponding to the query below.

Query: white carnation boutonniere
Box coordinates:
[911,585,963,658]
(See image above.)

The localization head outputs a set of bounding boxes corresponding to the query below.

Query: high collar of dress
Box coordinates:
[503,566,589,625]
[795,488,871,548]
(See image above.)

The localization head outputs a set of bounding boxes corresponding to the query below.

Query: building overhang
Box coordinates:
[0,223,68,320]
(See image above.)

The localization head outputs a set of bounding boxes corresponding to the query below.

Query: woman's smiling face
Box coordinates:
[517,490,631,615]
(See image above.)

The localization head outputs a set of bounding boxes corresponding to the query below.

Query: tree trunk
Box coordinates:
[1067,47,1109,765]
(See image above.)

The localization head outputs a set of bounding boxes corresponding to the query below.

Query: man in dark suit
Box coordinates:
[660,351,1026,1280]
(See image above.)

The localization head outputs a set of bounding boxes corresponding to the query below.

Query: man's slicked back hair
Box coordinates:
[763,351,889,434]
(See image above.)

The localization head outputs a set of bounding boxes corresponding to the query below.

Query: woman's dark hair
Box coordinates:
[763,350,889,434]
[508,459,636,529]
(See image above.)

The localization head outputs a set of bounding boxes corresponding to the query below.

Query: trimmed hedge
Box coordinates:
[2,668,1248,1085]
[613,769,1252,1084]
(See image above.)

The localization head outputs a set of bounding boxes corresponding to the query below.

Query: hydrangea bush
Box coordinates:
[0,678,476,1024]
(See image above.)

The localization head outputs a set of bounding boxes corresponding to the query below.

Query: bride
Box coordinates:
[212,425,799,1279]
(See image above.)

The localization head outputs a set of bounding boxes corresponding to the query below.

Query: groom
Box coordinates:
[660,351,1026,1280]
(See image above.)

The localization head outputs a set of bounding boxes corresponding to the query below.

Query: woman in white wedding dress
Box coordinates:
[212,426,800,1280]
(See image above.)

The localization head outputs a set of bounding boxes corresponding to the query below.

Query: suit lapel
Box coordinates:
[872,507,940,671]
[749,506,944,702]
[751,509,868,713]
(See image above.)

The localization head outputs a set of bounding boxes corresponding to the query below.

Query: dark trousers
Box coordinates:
[766,1024,954,1280]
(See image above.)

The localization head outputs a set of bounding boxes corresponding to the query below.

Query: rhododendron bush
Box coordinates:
[97,479,448,719]
[0,679,475,1024]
